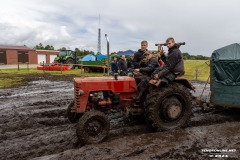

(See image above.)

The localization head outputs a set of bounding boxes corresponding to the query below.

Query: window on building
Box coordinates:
[18,52,29,63]
[0,51,7,64]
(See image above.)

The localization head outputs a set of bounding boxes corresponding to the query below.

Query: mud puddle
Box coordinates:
[0,80,239,160]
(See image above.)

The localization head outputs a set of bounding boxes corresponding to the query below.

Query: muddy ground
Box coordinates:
[0,80,239,160]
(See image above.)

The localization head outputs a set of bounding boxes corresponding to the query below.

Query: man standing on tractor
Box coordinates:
[133,40,148,68]
[153,37,184,84]
[118,55,128,76]
[134,51,160,102]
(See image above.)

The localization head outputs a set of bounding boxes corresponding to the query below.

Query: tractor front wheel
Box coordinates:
[67,101,81,123]
[76,110,110,144]
[145,83,192,131]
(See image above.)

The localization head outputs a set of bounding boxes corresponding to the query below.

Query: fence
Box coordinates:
[3,62,210,80]
[17,62,30,71]
[183,61,210,81]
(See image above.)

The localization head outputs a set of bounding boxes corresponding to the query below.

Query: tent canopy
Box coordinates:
[96,54,107,61]
[82,54,96,61]
[210,43,240,107]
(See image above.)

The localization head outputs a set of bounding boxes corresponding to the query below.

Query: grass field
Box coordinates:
[0,60,210,88]
[183,60,210,81]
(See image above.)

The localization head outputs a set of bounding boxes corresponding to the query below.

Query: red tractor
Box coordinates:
[67,35,194,144]
[67,75,194,144]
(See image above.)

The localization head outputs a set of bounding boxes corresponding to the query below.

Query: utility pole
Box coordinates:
[97,14,101,54]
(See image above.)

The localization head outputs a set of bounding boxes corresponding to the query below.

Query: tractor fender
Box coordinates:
[174,77,195,90]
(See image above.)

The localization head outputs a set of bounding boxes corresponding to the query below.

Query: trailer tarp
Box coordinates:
[210,43,240,106]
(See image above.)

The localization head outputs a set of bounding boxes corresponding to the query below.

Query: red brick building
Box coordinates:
[0,45,59,64]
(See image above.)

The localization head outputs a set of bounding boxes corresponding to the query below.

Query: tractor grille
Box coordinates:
[74,84,80,107]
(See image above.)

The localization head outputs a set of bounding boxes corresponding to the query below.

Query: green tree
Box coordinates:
[44,45,54,50]
[182,53,191,60]
[33,43,44,50]
[58,47,67,50]
[34,43,54,50]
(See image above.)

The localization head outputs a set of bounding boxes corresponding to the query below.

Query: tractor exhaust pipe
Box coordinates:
[105,34,110,76]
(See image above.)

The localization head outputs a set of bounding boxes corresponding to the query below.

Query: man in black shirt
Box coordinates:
[153,37,184,84]
[133,40,148,68]
[127,55,134,69]
[118,55,128,76]
[134,51,160,102]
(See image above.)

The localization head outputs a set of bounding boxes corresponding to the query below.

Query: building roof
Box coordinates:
[36,50,59,52]
[0,45,35,51]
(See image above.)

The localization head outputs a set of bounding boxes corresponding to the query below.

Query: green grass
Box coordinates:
[0,60,210,89]
[183,60,210,81]
[0,68,105,89]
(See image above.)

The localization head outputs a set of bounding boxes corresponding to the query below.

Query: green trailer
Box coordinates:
[210,43,240,107]
[79,59,108,73]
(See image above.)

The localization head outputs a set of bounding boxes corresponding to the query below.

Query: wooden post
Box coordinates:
[43,61,45,73]
[81,61,83,76]
[18,62,20,71]
[61,63,63,74]
[195,67,198,81]
[27,62,29,72]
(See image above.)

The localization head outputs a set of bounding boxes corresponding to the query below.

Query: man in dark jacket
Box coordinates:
[153,37,184,84]
[118,55,128,76]
[111,56,119,75]
[134,51,160,102]
[127,55,134,69]
[133,40,148,68]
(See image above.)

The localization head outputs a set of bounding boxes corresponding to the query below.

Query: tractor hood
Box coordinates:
[74,76,134,83]
[74,76,137,93]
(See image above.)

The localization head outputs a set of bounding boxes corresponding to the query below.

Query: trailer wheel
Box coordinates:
[67,101,81,123]
[84,67,92,73]
[76,110,110,144]
[145,82,192,131]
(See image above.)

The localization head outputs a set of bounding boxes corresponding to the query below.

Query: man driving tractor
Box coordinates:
[134,50,160,102]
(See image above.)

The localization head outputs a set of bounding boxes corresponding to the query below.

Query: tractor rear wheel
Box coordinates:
[76,110,110,144]
[67,101,81,123]
[145,83,192,131]
[66,58,75,69]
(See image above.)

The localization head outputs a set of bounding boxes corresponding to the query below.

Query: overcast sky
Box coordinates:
[0,0,240,56]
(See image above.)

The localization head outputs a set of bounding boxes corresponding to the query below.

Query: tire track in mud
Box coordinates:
[0,80,240,160]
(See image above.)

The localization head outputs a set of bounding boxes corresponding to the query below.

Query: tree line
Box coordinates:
[33,43,209,60]
[33,43,95,57]
[182,53,209,60]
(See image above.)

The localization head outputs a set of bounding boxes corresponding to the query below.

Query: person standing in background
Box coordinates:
[111,56,119,75]
[118,55,128,76]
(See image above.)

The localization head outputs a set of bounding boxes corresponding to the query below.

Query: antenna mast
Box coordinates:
[97,14,101,54]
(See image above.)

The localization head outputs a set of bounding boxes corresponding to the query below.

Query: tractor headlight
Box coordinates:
[78,90,84,96]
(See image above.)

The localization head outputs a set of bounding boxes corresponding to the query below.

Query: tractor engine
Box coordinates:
[88,91,121,108]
